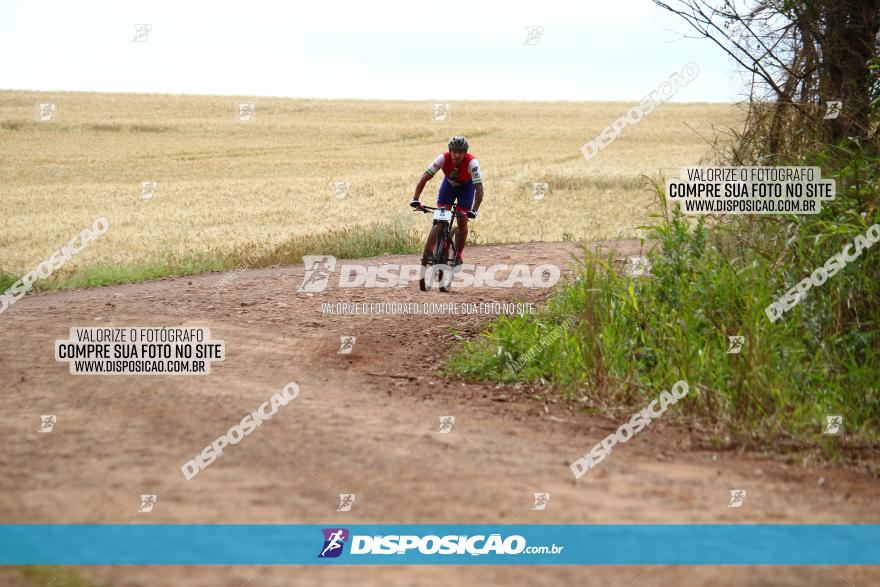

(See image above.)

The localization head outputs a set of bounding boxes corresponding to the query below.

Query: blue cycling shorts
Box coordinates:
[437,177,475,211]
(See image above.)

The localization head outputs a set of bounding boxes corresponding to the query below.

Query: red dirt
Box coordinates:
[1,240,877,586]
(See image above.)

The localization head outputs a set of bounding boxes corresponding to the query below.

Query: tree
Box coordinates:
[652,0,880,161]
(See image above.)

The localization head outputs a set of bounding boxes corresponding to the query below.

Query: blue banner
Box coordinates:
[1,525,876,565]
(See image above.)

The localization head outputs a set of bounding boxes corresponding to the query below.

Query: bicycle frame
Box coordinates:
[417,204,465,261]
[414,204,465,291]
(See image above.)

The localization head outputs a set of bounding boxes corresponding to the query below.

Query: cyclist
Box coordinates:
[410,136,483,267]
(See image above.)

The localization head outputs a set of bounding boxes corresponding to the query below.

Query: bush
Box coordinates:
[449,147,880,451]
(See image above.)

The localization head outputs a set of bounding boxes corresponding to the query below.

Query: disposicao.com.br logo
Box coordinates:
[297,255,560,292]
[317,528,563,558]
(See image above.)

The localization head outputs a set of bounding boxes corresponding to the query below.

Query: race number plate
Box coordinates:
[432,208,453,222]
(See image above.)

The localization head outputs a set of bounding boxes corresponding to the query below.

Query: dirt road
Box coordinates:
[1,241,877,586]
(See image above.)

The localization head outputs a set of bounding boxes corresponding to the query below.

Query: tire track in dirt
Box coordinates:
[1,240,877,587]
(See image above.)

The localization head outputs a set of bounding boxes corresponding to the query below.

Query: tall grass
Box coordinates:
[0,219,422,292]
[449,145,880,456]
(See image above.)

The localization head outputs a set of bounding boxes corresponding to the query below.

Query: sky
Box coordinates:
[1,0,749,102]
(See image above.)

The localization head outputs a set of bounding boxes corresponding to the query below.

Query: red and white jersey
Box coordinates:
[425,152,483,186]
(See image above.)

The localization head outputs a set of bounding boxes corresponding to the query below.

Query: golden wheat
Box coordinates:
[0,90,743,276]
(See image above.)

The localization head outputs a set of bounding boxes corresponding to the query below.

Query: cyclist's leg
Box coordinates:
[436,176,457,210]
[454,216,467,259]
[422,224,442,264]
[453,181,476,259]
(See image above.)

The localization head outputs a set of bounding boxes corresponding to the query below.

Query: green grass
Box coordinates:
[0,218,423,292]
[449,146,880,456]
[18,566,98,587]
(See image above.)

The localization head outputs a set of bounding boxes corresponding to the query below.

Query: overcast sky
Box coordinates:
[2,0,747,102]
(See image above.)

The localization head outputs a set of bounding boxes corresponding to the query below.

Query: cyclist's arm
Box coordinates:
[414,154,445,199]
[473,183,484,212]
[469,158,484,212]
[413,172,433,199]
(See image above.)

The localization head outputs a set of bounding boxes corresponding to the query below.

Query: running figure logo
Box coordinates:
[237,103,256,122]
[138,494,157,513]
[437,416,455,433]
[627,256,651,277]
[532,182,549,201]
[298,256,337,292]
[332,181,350,200]
[524,26,544,45]
[139,181,157,201]
[728,489,746,508]
[132,24,152,42]
[318,528,349,558]
[36,103,57,123]
[531,492,551,511]
[338,336,356,354]
[727,336,745,354]
[823,415,843,435]
[337,494,355,512]
[432,103,450,122]
[38,415,57,433]
[824,101,843,120]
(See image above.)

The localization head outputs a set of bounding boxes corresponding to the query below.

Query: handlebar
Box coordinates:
[413,204,467,218]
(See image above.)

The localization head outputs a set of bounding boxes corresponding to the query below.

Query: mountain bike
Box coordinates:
[414,204,465,292]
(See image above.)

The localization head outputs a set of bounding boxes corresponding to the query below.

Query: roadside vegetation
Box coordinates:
[449,155,879,456]
[0,219,421,292]
[450,1,880,465]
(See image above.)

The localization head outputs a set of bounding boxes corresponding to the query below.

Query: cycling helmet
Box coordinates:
[448,136,469,152]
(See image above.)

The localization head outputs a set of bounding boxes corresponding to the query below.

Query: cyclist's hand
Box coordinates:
[467,210,478,219]
[409,198,422,209]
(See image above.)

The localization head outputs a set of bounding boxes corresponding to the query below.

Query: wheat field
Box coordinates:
[0,90,742,282]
